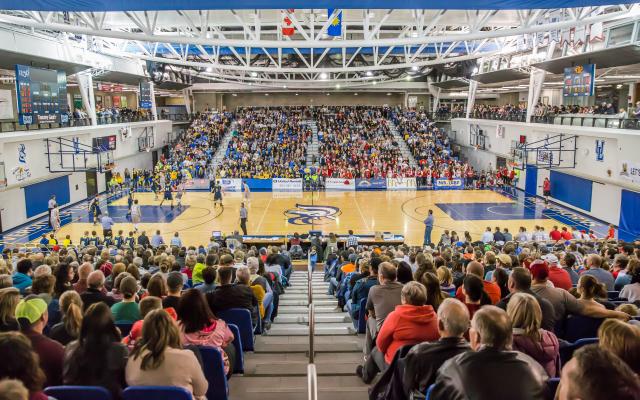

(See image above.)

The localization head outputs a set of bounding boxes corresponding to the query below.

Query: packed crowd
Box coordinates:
[317,107,413,179]
[322,236,640,399]
[217,108,311,179]
[0,234,294,400]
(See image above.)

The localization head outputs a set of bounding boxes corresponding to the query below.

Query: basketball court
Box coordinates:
[0,188,612,249]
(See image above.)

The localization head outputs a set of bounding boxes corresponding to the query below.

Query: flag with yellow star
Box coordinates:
[327,9,342,37]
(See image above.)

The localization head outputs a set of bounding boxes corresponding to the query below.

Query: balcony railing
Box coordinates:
[0,113,192,133]
[427,111,640,130]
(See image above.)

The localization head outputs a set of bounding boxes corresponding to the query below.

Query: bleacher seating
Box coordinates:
[122,386,192,400]
[216,308,255,352]
[198,346,230,400]
[44,386,112,400]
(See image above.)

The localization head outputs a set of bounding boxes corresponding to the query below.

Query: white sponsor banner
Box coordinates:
[184,178,210,190]
[0,90,14,119]
[273,178,303,191]
[216,178,242,192]
[386,177,417,190]
[619,160,640,185]
[325,177,356,190]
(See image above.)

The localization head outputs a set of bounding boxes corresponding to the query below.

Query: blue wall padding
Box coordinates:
[619,190,640,242]
[24,176,70,218]
[550,170,592,211]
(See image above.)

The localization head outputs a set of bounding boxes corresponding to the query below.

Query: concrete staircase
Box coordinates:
[212,121,237,169]
[228,270,369,400]
[387,119,418,168]
[305,120,320,168]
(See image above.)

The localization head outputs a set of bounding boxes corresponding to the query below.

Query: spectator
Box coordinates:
[0,288,19,332]
[0,332,48,400]
[597,318,640,374]
[401,298,471,398]
[15,296,64,387]
[162,272,185,310]
[146,274,167,298]
[619,261,640,302]
[237,267,265,320]
[73,263,93,294]
[544,254,572,290]
[576,275,609,309]
[348,258,380,320]
[430,306,548,399]
[561,253,580,286]
[557,345,639,400]
[111,276,141,322]
[49,291,83,346]
[177,289,235,375]
[150,231,165,248]
[53,264,74,298]
[496,267,556,331]
[507,293,560,377]
[455,261,501,304]
[357,281,439,383]
[0,379,30,400]
[207,266,259,326]
[196,266,217,295]
[364,262,403,356]
[63,303,127,399]
[13,259,33,295]
[461,275,492,319]
[126,309,208,399]
[80,270,116,310]
[583,254,615,291]
[121,296,163,347]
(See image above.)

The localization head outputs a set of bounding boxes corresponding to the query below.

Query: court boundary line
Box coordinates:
[255,196,274,233]
[353,194,372,231]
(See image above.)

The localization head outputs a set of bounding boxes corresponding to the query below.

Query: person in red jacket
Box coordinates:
[561,227,573,241]
[455,261,502,305]
[542,177,551,205]
[543,254,573,291]
[357,281,439,383]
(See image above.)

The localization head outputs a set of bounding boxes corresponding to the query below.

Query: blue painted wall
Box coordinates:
[619,190,640,241]
[24,176,71,218]
[550,170,592,212]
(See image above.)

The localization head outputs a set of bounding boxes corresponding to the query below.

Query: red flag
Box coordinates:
[282,10,295,36]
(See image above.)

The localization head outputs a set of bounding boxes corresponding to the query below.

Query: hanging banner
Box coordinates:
[595,139,604,162]
[386,177,417,190]
[273,178,303,191]
[434,178,464,190]
[325,177,356,190]
[216,178,242,192]
[355,178,387,190]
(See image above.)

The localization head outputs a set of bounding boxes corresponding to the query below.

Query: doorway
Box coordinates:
[86,171,98,197]
[496,156,507,169]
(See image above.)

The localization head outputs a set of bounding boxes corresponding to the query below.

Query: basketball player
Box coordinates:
[243,181,251,202]
[213,182,223,208]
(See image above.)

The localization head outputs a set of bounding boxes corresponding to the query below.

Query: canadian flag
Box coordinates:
[282,9,295,36]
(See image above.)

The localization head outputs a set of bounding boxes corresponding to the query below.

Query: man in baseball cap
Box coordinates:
[15,296,64,387]
[543,253,572,290]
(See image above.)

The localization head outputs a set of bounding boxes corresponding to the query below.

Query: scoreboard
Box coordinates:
[563,64,595,97]
[139,81,152,109]
[15,65,68,125]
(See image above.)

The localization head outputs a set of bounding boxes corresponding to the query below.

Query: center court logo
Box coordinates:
[284,204,341,225]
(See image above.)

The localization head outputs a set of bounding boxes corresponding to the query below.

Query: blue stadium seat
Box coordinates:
[563,315,604,342]
[198,346,229,400]
[217,308,255,351]
[254,306,263,335]
[44,386,112,400]
[227,323,244,374]
[123,386,191,400]
[357,298,367,334]
[115,321,134,337]
[559,337,599,366]
[426,383,435,400]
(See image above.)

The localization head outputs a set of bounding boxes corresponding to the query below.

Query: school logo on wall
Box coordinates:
[12,144,31,181]
[284,204,341,225]
[595,139,604,162]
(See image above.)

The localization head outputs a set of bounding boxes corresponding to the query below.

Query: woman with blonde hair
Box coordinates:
[437,266,455,295]
[507,292,560,377]
[0,288,20,332]
[50,291,83,345]
[126,309,208,399]
[598,318,640,374]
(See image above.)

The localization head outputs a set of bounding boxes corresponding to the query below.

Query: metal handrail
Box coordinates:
[307,363,318,400]
[307,253,315,363]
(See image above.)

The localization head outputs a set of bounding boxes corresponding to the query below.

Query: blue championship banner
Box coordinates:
[355,178,387,190]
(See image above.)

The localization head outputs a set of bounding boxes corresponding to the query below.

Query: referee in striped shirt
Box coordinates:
[346,230,358,248]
